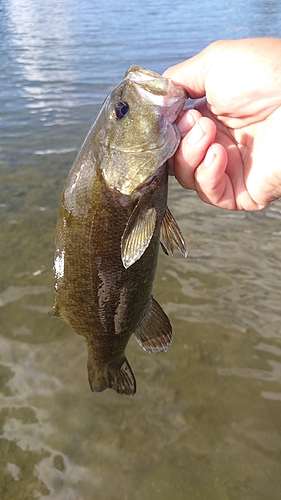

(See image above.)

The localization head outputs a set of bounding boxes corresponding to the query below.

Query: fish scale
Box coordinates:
[52,66,187,395]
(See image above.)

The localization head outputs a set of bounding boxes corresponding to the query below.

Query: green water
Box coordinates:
[1,179,281,499]
[1,0,281,498]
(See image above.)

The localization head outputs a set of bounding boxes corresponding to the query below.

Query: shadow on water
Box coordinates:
[1,0,281,498]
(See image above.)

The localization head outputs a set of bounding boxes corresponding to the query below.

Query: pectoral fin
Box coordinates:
[160,206,188,257]
[134,296,172,353]
[121,204,157,269]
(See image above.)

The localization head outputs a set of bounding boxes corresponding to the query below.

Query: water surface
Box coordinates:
[1,0,281,498]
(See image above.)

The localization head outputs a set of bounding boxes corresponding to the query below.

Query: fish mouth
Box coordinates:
[125,66,187,124]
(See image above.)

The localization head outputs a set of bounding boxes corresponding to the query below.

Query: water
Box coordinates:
[1,0,281,498]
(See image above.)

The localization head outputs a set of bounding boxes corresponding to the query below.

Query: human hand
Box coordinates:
[164,38,281,210]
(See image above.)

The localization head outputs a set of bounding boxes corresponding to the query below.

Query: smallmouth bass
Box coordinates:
[52,66,187,395]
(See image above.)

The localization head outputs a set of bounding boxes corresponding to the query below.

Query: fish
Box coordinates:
[52,66,187,395]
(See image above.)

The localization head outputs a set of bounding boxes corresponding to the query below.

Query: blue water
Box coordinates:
[1,0,281,498]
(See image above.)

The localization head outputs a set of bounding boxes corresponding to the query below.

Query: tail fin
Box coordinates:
[87,357,136,396]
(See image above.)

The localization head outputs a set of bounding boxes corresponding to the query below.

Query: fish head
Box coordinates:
[100,66,187,195]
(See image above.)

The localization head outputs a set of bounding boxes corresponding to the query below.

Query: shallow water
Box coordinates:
[1,0,281,498]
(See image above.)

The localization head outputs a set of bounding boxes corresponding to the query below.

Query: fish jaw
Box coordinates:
[100,66,187,196]
[125,65,187,123]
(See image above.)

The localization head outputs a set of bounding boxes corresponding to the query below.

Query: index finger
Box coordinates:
[163,51,208,99]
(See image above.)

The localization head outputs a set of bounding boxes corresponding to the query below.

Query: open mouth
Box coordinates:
[125,66,187,118]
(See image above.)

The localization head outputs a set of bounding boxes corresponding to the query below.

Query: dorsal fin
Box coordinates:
[50,299,63,319]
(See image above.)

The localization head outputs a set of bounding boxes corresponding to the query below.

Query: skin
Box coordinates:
[52,68,186,394]
[53,164,169,394]
[163,38,281,210]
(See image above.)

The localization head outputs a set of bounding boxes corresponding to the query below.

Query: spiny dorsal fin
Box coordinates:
[160,206,188,257]
[134,296,172,354]
[121,204,156,269]
[50,299,63,319]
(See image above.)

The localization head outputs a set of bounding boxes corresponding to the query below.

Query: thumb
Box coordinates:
[163,48,210,99]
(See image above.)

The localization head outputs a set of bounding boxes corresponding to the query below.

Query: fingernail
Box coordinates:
[177,110,196,135]
[187,122,205,145]
[204,146,216,166]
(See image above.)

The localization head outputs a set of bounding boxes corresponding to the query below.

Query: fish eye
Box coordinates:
[114,101,129,119]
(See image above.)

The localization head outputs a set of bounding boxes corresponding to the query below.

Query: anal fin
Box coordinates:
[87,356,136,396]
[134,296,172,354]
[160,206,188,257]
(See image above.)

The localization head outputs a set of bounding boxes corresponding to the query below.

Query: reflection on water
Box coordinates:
[1,0,281,498]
